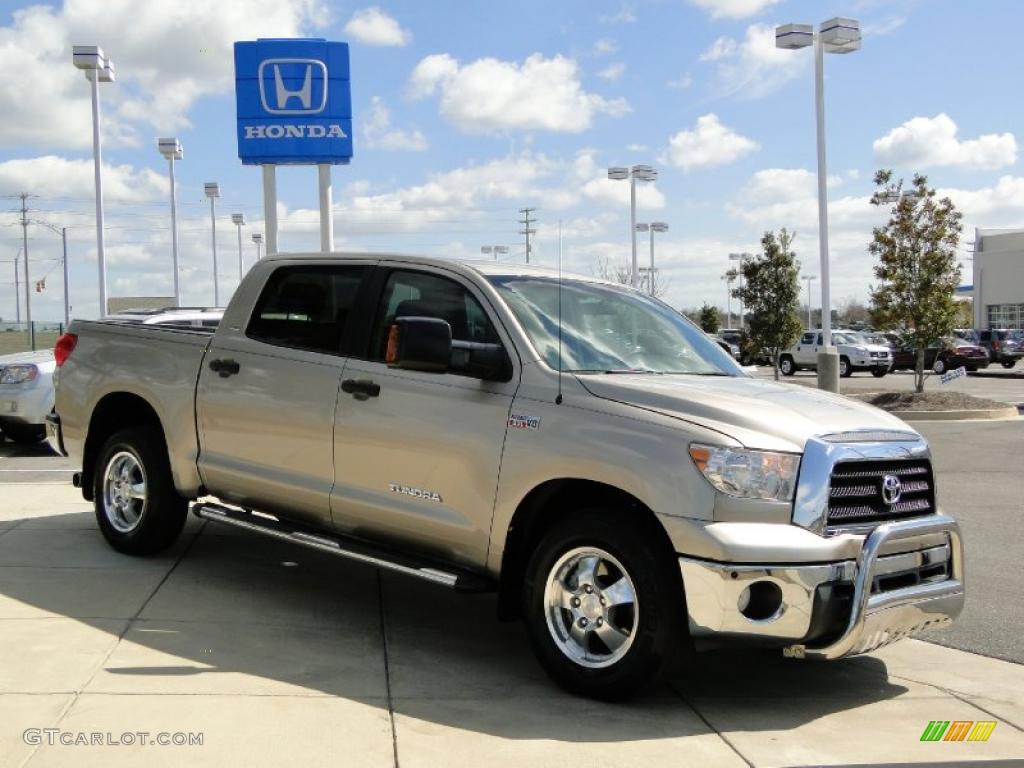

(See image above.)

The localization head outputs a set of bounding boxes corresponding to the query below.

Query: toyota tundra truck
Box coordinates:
[47,253,964,700]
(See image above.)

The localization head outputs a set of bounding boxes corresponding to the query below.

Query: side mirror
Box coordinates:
[386,317,451,373]
[451,340,511,381]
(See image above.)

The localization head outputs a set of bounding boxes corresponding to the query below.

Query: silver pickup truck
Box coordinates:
[48,253,964,700]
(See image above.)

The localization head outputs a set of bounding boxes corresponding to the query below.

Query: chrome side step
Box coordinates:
[192,502,493,593]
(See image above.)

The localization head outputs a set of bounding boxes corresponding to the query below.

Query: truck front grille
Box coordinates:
[827,459,936,526]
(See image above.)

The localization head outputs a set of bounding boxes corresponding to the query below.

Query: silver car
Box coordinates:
[0,349,56,444]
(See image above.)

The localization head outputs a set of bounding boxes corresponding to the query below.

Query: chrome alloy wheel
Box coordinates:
[102,451,147,533]
[543,547,639,669]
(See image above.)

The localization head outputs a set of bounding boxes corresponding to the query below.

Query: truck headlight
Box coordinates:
[689,444,800,502]
[0,365,38,384]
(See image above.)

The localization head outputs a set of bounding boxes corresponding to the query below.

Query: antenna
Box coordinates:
[556,219,563,405]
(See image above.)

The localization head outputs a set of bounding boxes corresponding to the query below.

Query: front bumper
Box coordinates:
[0,379,54,426]
[680,514,964,659]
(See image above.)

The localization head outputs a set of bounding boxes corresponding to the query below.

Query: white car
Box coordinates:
[780,330,892,378]
[0,349,57,444]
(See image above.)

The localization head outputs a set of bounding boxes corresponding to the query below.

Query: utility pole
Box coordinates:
[18,193,33,349]
[519,208,536,264]
[12,250,21,324]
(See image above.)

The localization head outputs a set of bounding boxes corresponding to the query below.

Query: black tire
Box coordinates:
[933,358,947,375]
[839,356,852,378]
[871,368,888,378]
[1,423,46,444]
[779,355,797,376]
[521,509,685,700]
[93,427,188,555]
[1002,360,1017,369]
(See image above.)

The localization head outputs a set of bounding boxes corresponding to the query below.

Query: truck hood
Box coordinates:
[577,373,916,452]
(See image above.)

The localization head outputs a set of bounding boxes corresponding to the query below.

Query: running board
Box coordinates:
[192,502,493,593]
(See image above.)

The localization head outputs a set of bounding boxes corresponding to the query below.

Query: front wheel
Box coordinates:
[779,355,796,376]
[933,358,947,375]
[1002,360,1017,369]
[839,356,852,378]
[871,368,888,378]
[522,510,685,700]
[94,427,188,555]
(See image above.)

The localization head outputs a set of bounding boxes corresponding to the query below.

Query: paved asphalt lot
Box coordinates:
[0,409,1022,765]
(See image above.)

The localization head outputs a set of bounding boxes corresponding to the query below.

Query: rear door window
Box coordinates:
[248,266,365,355]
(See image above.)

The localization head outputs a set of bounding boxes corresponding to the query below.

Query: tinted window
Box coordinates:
[248,266,364,354]
[370,270,500,361]
[801,333,814,344]
[816,334,823,345]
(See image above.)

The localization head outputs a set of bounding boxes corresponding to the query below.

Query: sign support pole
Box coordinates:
[263,164,278,255]
[318,164,334,252]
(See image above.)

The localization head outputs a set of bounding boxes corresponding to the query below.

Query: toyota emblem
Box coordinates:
[881,474,902,505]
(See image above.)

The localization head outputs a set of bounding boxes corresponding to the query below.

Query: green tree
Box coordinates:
[734,230,803,380]
[698,303,720,334]
[868,170,963,393]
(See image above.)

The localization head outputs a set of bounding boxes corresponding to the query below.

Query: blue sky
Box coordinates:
[1,0,1021,320]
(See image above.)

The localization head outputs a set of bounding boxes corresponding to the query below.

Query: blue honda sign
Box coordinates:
[234,38,353,165]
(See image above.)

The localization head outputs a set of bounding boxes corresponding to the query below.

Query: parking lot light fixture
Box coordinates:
[252,232,263,262]
[204,183,221,306]
[609,165,658,288]
[232,214,246,281]
[157,138,183,307]
[803,275,817,329]
[775,17,861,392]
[729,252,752,329]
[72,45,114,315]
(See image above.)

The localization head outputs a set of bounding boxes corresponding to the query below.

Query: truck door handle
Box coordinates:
[342,378,380,400]
[209,358,241,377]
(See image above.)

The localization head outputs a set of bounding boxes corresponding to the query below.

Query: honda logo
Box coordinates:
[881,474,902,506]
[257,58,328,115]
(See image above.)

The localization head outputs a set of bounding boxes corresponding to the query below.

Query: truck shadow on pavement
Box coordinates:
[0,510,910,742]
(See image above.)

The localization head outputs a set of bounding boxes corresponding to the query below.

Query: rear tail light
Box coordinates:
[54,333,78,367]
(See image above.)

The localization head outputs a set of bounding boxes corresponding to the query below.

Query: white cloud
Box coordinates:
[361,97,427,151]
[0,0,327,147]
[726,167,849,228]
[592,38,618,56]
[664,114,759,171]
[599,6,637,24]
[699,24,807,99]
[407,53,630,134]
[0,155,167,201]
[344,6,411,47]
[626,143,648,152]
[873,114,1018,170]
[597,62,626,82]
[688,0,780,20]
[667,73,693,90]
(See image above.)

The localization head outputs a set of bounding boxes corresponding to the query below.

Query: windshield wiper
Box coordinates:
[568,368,662,375]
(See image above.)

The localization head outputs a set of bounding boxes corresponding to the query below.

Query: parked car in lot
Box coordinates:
[780,330,893,378]
[977,329,1023,369]
[48,253,964,699]
[891,338,990,374]
[0,349,56,444]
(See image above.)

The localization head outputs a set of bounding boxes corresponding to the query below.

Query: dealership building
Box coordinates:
[973,228,1024,329]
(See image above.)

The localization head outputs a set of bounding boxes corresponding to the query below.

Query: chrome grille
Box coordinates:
[827,459,936,526]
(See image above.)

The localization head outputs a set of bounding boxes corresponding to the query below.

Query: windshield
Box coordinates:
[834,332,862,344]
[488,275,742,375]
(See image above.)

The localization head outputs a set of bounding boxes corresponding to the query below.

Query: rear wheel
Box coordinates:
[839,356,852,378]
[522,509,685,700]
[1,423,46,444]
[94,427,188,555]
[779,355,796,376]
[933,358,947,375]
[1002,360,1017,369]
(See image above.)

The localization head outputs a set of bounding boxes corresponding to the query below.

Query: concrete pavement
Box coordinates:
[1,481,1023,767]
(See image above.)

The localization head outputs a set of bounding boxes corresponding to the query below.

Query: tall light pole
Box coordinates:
[776,17,861,392]
[723,272,736,328]
[608,165,658,288]
[231,214,246,282]
[802,275,817,329]
[729,252,752,329]
[635,223,669,295]
[481,245,509,260]
[252,233,263,262]
[204,183,221,306]
[72,46,114,316]
[158,138,183,307]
